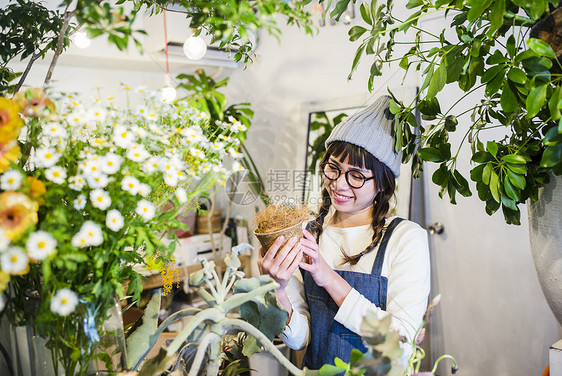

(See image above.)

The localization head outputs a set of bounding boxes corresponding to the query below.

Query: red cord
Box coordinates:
[163,9,169,74]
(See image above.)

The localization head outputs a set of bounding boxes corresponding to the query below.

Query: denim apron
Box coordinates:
[301,217,404,370]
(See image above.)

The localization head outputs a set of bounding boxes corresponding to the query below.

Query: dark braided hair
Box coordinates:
[310,141,397,265]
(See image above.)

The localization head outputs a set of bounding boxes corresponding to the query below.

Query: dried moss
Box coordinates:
[252,204,311,234]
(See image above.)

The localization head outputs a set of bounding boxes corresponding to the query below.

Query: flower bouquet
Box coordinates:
[0,85,246,375]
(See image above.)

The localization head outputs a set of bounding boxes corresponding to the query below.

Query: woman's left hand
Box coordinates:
[299,229,335,287]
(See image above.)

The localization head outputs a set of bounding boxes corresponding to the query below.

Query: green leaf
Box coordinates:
[348,44,366,80]
[485,68,507,97]
[472,151,494,163]
[127,292,161,369]
[501,194,518,211]
[481,63,505,83]
[482,162,492,184]
[490,170,500,202]
[487,0,505,37]
[406,0,424,9]
[486,141,499,157]
[544,125,562,145]
[506,169,526,189]
[540,144,562,167]
[399,55,409,70]
[359,3,372,25]
[527,38,557,58]
[452,170,472,197]
[417,97,441,116]
[467,0,493,20]
[507,163,527,174]
[349,26,368,42]
[419,147,444,162]
[500,82,518,113]
[549,86,562,121]
[501,154,526,164]
[507,68,527,84]
[318,364,347,376]
[470,164,486,181]
[444,115,458,131]
[432,164,449,185]
[504,178,521,201]
[526,84,548,118]
[427,63,447,99]
[506,35,516,58]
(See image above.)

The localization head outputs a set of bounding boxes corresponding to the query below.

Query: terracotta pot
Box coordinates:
[528,174,562,326]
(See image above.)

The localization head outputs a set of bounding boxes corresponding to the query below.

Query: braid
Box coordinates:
[310,187,331,243]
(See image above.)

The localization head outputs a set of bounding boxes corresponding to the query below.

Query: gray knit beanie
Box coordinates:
[325,95,402,177]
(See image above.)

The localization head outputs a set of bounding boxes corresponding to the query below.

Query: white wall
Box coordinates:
[4,2,561,374]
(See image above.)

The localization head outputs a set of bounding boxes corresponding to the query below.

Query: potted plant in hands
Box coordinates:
[325,0,562,324]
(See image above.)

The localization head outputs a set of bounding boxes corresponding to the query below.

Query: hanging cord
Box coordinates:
[163,9,170,75]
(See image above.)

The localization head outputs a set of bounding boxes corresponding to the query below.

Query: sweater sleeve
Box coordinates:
[281,269,311,350]
[333,222,431,347]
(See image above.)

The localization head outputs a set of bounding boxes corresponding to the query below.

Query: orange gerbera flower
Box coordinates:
[0,140,21,173]
[13,88,55,118]
[0,97,24,143]
[0,191,38,241]
[25,176,46,202]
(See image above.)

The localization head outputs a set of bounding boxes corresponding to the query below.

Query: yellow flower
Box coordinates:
[13,88,55,118]
[0,191,38,241]
[0,97,24,143]
[0,270,10,292]
[25,177,46,203]
[0,141,21,173]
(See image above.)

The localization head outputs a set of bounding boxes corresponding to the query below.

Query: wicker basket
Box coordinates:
[253,221,304,252]
[196,209,222,234]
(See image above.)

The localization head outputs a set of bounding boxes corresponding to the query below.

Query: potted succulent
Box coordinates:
[327,0,562,324]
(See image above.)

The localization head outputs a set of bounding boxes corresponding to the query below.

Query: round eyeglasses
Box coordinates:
[321,162,374,189]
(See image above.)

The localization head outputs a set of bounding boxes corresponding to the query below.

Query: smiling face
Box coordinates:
[319,141,396,227]
[324,154,378,226]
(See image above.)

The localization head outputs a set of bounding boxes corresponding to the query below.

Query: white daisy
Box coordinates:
[135,199,156,221]
[163,172,178,187]
[137,183,151,197]
[72,220,103,248]
[89,189,111,210]
[0,228,9,251]
[112,125,135,149]
[121,176,140,195]
[26,231,57,261]
[73,194,87,210]
[227,147,241,158]
[189,147,205,159]
[100,153,122,175]
[68,175,86,191]
[0,170,23,190]
[144,157,161,173]
[34,147,61,168]
[106,209,124,232]
[86,172,110,189]
[1,246,29,275]
[50,288,78,316]
[175,188,188,204]
[45,166,67,185]
[80,158,102,176]
[126,143,149,162]
[44,122,67,139]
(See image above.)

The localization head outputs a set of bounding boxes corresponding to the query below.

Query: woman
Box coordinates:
[258,95,431,369]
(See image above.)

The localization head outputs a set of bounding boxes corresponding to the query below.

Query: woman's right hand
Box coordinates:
[257,235,303,291]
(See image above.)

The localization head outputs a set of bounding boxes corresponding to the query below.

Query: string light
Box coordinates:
[74,31,91,49]
[183,32,207,60]
[162,10,176,102]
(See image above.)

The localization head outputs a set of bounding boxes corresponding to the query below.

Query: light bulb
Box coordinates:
[162,86,177,102]
[183,35,207,60]
[74,31,91,49]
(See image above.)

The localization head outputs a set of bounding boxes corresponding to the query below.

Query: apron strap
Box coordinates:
[371,217,405,275]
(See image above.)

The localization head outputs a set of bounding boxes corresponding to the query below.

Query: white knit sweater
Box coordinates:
[281,216,431,363]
